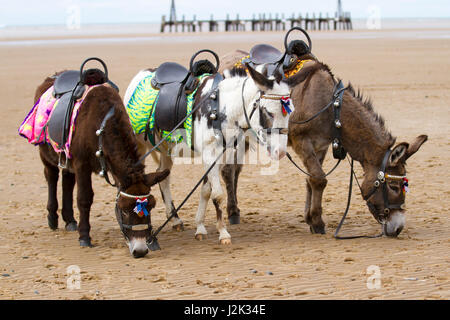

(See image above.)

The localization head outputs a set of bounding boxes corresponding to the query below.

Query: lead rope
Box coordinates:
[148,130,245,249]
[333,157,383,239]
[286,152,341,178]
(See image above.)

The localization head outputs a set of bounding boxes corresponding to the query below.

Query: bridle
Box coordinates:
[283,80,408,239]
[96,106,154,239]
[114,189,153,241]
[360,149,407,224]
[241,77,290,145]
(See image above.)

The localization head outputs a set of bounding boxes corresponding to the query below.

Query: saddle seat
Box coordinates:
[244,40,315,78]
[249,44,284,64]
[47,68,114,153]
[150,62,201,132]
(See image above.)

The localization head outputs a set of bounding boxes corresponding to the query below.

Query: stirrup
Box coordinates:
[58,152,69,169]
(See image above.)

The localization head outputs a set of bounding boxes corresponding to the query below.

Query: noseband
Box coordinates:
[361,150,407,223]
[241,78,291,144]
[115,190,153,236]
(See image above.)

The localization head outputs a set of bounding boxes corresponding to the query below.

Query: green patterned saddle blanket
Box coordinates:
[126,72,210,147]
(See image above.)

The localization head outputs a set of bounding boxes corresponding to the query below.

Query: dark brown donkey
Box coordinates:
[32,73,169,257]
[219,52,427,237]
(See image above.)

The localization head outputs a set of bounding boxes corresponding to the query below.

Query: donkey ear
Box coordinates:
[245,63,274,91]
[389,143,409,166]
[405,134,428,161]
[144,169,170,187]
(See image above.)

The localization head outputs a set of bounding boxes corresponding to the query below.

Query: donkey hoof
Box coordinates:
[172,223,184,232]
[309,225,326,234]
[195,234,207,241]
[47,215,58,230]
[219,238,232,245]
[79,239,93,247]
[228,214,240,225]
[65,221,78,231]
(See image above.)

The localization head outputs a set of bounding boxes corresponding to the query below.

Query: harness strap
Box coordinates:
[96,106,117,187]
[331,80,347,160]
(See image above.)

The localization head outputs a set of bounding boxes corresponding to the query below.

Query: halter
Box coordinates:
[361,149,408,223]
[241,78,291,145]
[115,189,153,234]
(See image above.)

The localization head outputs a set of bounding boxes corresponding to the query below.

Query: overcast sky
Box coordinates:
[0,0,449,26]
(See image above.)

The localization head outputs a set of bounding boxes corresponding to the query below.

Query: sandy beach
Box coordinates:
[0,26,449,300]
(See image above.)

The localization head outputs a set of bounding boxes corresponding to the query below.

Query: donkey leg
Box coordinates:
[232,163,243,221]
[74,168,94,247]
[61,170,77,231]
[306,148,328,234]
[158,153,184,231]
[221,164,241,225]
[294,140,327,234]
[210,166,231,244]
[304,180,312,221]
[195,178,211,240]
[43,163,59,230]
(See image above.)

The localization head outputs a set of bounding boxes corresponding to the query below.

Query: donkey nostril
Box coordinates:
[132,248,148,258]
[395,226,404,236]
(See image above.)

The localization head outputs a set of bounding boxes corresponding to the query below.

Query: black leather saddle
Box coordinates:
[150,49,220,132]
[47,58,117,163]
[243,27,314,78]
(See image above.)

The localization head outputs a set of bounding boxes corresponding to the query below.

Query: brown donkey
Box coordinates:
[29,73,169,257]
[219,52,427,237]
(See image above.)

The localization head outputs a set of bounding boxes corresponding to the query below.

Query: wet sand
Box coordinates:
[0,29,449,299]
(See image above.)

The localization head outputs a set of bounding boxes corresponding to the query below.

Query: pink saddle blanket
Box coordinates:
[18,85,98,158]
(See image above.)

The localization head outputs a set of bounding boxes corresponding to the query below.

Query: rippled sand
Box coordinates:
[0,28,448,299]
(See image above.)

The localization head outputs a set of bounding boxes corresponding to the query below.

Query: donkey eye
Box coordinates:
[389,183,400,192]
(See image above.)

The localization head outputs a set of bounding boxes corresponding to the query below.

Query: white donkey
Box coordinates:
[124,64,294,244]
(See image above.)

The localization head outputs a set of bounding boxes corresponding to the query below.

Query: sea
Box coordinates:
[0,18,449,47]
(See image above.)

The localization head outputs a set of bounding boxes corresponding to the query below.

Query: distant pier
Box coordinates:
[160,12,353,33]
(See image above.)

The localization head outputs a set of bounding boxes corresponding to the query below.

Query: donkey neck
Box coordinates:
[101,108,145,189]
[340,93,395,169]
[219,76,259,129]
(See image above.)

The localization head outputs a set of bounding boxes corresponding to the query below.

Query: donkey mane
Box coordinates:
[226,66,248,78]
[313,61,396,148]
[345,82,396,146]
[107,102,145,187]
[86,85,145,188]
